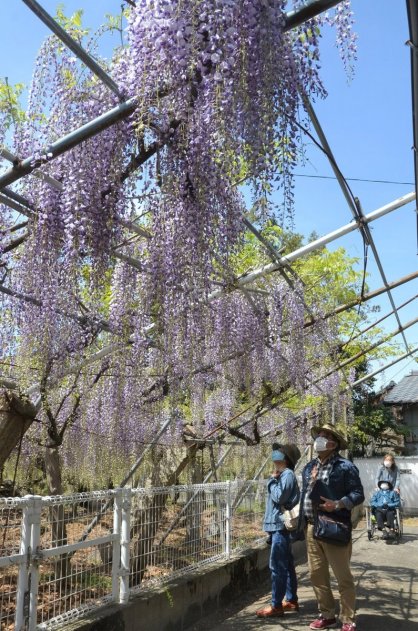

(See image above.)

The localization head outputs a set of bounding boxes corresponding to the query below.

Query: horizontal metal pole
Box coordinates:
[40,533,118,559]
[0,282,112,333]
[322,314,418,380]
[2,187,33,209]
[316,270,418,323]
[351,346,418,387]
[2,148,64,191]
[1,148,17,163]
[0,553,26,569]
[22,0,123,98]
[0,162,150,241]
[209,192,415,300]
[0,193,35,218]
[2,231,29,254]
[0,0,341,194]
[284,0,343,31]
[25,342,127,396]
[0,97,138,191]
[341,294,418,346]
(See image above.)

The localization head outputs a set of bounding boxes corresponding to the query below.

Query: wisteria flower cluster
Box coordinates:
[0,1,358,481]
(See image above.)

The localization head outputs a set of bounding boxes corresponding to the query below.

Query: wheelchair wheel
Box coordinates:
[396,508,403,539]
[365,506,376,540]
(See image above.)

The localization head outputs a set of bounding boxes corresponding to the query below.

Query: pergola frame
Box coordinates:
[0,0,417,450]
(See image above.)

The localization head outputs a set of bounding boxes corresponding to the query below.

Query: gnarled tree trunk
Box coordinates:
[0,391,37,470]
[45,445,70,585]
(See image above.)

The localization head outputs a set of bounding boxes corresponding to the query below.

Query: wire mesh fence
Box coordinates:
[0,481,266,629]
[36,491,116,628]
[0,498,25,631]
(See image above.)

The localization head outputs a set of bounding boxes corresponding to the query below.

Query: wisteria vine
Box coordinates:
[0,1,359,485]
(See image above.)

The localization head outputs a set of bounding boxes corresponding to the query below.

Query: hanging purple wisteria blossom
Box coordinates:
[0,0,359,470]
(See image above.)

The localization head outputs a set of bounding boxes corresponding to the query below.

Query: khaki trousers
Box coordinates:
[306,523,356,623]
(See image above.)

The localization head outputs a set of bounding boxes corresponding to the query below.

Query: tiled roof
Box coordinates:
[383,372,418,404]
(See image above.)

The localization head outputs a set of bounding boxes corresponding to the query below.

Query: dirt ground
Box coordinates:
[186,518,418,631]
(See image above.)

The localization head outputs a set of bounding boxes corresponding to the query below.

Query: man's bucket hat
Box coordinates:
[310,423,348,450]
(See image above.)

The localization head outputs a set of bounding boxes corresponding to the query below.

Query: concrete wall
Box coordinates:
[63,541,306,631]
[404,405,418,454]
[354,456,418,514]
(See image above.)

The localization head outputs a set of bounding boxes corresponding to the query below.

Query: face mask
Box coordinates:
[313,436,331,452]
[271,450,285,462]
[384,461,392,468]
[380,483,390,490]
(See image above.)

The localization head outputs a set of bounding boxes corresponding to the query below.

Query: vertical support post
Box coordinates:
[28,496,42,631]
[225,481,232,559]
[112,489,122,602]
[15,496,32,631]
[119,487,131,604]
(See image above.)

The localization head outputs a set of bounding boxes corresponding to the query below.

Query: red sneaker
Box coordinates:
[282,600,299,611]
[341,624,357,631]
[309,616,338,629]
[256,605,284,617]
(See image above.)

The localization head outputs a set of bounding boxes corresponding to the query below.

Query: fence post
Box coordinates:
[119,487,131,604]
[112,488,122,602]
[15,496,32,631]
[28,495,42,631]
[225,481,232,559]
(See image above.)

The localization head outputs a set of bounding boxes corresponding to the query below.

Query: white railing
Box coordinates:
[0,480,266,630]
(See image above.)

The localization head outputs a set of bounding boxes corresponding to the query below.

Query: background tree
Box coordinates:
[350,359,410,456]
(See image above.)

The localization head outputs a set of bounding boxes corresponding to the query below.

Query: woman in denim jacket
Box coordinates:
[256,443,301,619]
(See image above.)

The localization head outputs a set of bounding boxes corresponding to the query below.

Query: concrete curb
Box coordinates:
[62,541,306,631]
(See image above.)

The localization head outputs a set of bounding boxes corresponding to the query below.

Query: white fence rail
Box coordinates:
[0,480,265,630]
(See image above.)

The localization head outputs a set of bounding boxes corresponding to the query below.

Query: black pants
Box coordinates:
[375,508,396,529]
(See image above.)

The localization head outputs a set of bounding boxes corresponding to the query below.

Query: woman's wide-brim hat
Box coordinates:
[310,423,349,450]
[273,443,301,467]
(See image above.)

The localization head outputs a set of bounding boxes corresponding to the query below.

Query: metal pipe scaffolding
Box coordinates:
[322,314,418,381]
[0,97,138,191]
[209,192,415,300]
[340,294,418,347]
[351,346,418,387]
[406,0,418,209]
[303,96,411,352]
[21,0,123,99]
[0,0,343,193]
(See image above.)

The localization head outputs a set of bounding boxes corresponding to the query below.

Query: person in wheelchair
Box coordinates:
[370,480,401,539]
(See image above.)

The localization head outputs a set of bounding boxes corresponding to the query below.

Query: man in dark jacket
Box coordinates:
[299,424,364,631]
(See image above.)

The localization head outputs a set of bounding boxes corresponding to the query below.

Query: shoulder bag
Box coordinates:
[282,504,300,531]
[313,509,352,545]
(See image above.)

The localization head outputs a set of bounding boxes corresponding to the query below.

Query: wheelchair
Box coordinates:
[365,503,403,542]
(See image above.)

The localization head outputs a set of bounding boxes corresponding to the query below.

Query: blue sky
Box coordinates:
[290,0,418,390]
[0,0,417,391]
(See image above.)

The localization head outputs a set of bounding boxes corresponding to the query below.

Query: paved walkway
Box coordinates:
[187,519,418,631]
